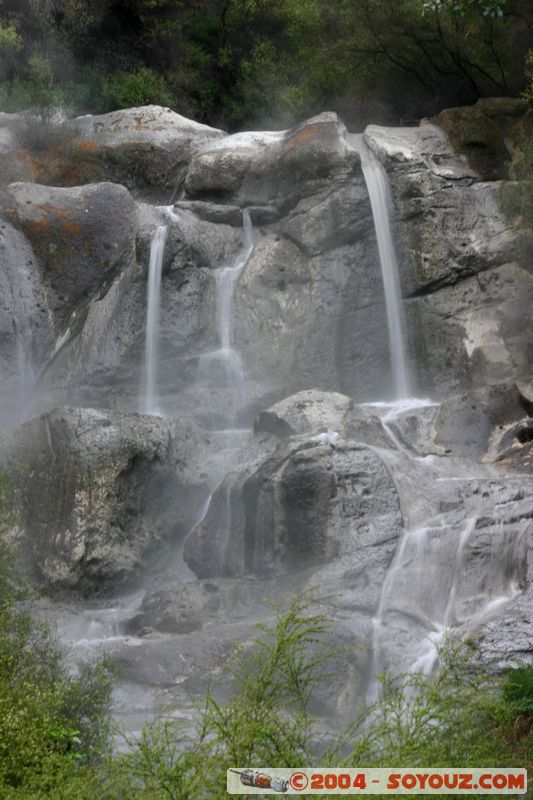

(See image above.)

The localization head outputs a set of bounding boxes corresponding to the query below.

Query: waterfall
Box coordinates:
[349,135,410,399]
[217,208,254,371]
[140,225,168,415]
[196,209,255,417]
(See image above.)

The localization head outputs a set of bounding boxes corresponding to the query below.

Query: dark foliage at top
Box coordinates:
[0,0,531,129]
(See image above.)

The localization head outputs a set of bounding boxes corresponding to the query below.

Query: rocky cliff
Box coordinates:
[0,100,531,730]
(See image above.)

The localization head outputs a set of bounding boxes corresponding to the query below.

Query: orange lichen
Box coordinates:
[78,140,100,150]
[38,203,75,219]
[284,125,321,152]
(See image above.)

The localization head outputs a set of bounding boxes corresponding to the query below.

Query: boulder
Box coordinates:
[430,382,533,461]
[436,98,529,181]
[3,407,209,593]
[184,436,403,581]
[185,113,360,213]
[126,581,221,635]
[42,106,224,200]
[0,181,137,331]
[254,389,353,437]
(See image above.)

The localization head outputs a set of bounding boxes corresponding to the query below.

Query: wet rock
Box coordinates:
[127,581,221,634]
[2,407,209,593]
[366,124,530,296]
[56,106,225,200]
[430,382,533,460]
[0,181,137,331]
[406,263,533,398]
[0,220,55,425]
[281,178,372,255]
[253,389,390,447]
[184,437,403,581]
[254,389,353,437]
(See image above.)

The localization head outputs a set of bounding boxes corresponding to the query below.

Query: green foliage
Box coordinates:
[0,23,22,55]
[525,49,533,106]
[105,595,329,799]
[502,664,533,717]
[0,0,530,128]
[421,0,506,17]
[0,484,113,797]
[24,55,64,119]
[102,601,532,800]
[101,67,172,112]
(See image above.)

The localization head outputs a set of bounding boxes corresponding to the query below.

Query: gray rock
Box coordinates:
[365,124,531,297]
[254,389,353,437]
[0,181,138,331]
[63,106,225,200]
[0,220,55,426]
[127,581,221,634]
[431,382,533,464]
[3,407,209,593]
[184,436,403,581]
[185,113,359,213]
[406,263,533,398]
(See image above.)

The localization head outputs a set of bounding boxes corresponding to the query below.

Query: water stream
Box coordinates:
[348,134,410,399]
[196,209,256,418]
[140,224,169,415]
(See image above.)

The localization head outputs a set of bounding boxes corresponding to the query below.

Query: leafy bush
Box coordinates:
[101,67,172,112]
[102,598,532,800]
[502,664,533,717]
[0,479,113,797]
[105,595,329,799]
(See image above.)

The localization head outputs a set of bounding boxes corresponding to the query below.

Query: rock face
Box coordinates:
[3,407,208,593]
[0,101,531,731]
[184,434,403,582]
[0,107,225,201]
[364,120,532,398]
[436,97,529,181]
[0,220,55,425]
[0,181,137,333]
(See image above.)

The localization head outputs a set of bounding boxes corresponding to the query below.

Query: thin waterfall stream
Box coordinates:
[348,134,410,399]
[196,208,256,421]
[140,224,168,415]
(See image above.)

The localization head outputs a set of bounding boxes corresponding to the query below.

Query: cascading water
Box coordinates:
[365,399,528,700]
[196,209,255,419]
[140,225,168,415]
[348,135,410,399]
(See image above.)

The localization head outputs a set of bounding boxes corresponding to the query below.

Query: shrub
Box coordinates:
[502,664,533,718]
[0,477,113,796]
[101,67,173,112]
[103,601,533,800]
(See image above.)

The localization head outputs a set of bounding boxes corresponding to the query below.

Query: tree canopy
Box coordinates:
[0,0,530,128]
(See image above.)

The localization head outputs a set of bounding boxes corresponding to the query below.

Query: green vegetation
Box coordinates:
[0,474,113,799]
[100,604,532,799]
[0,0,530,129]
[0,472,531,797]
[0,546,531,799]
